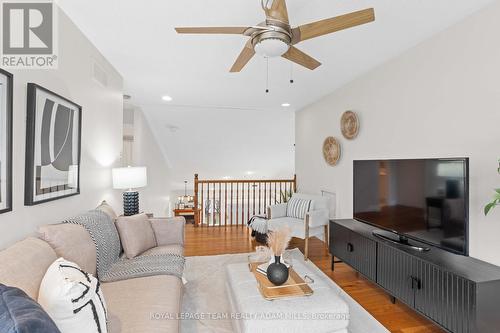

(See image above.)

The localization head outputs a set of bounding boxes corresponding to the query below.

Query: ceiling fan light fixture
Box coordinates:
[254,38,290,57]
[252,28,291,58]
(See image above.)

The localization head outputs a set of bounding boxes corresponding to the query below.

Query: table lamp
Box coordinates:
[112,166,147,216]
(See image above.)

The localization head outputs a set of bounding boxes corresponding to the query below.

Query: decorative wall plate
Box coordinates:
[341,111,359,140]
[322,137,341,166]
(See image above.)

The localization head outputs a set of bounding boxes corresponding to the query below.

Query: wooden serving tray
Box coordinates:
[248,262,314,301]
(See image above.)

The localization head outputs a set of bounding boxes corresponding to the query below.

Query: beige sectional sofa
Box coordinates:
[0,215,185,333]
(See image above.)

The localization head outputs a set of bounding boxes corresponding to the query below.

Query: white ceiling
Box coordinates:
[57,0,495,186]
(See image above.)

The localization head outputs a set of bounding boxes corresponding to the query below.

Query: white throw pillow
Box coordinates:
[38,258,108,333]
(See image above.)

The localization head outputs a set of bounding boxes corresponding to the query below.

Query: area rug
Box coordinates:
[181,248,389,333]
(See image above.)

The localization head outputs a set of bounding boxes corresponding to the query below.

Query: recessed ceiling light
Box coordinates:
[281,103,291,107]
[165,124,180,132]
[162,95,173,102]
[246,171,255,176]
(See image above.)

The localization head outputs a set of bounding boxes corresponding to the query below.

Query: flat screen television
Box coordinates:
[353,158,469,255]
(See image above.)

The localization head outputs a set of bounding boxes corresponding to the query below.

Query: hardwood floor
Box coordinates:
[184,224,445,333]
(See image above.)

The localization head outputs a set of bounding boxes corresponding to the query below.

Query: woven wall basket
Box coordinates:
[323,136,341,166]
[341,111,360,140]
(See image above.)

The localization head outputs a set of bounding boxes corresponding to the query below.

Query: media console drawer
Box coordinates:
[329,219,500,333]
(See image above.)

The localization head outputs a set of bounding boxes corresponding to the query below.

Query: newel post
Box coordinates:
[194,174,199,227]
[293,174,297,193]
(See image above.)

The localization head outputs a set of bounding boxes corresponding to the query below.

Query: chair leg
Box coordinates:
[304,237,309,261]
[324,224,330,247]
[304,216,310,261]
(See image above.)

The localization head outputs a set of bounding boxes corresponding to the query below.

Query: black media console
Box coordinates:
[329,219,500,333]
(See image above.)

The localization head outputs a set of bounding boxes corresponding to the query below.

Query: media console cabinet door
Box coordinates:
[348,232,377,281]
[330,222,350,261]
[414,261,475,333]
[379,242,476,333]
[330,222,376,281]
[377,243,416,307]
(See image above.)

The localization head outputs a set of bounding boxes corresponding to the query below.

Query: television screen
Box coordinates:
[353,158,468,255]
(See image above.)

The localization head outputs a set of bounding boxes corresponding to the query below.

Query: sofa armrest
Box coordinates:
[306,209,329,228]
[150,217,185,247]
[267,203,287,219]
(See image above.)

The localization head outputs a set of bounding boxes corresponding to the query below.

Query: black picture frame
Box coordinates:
[0,69,13,214]
[25,83,82,206]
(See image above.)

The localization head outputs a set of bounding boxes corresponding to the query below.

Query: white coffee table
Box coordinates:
[225,259,350,333]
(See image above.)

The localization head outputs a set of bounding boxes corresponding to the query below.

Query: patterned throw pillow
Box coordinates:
[38,258,108,333]
[286,197,313,219]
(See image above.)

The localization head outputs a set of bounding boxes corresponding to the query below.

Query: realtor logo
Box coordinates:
[1,0,58,68]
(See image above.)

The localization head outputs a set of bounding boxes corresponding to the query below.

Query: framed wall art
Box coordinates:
[25,83,82,206]
[0,69,13,214]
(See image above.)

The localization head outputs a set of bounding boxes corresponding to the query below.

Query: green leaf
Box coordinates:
[485,202,497,216]
[495,189,500,194]
[494,193,500,201]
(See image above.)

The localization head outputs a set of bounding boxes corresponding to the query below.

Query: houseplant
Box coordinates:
[276,189,293,204]
[484,160,500,216]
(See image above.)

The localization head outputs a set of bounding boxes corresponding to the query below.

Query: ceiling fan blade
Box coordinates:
[262,0,289,24]
[282,46,321,70]
[230,40,255,72]
[175,27,250,35]
[294,8,374,43]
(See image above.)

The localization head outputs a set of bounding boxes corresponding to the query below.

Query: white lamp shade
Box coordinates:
[112,167,147,189]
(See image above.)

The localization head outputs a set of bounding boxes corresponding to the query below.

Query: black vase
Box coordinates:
[267,255,289,286]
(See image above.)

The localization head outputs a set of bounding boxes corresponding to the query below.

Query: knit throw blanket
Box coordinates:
[248,215,268,234]
[63,210,185,282]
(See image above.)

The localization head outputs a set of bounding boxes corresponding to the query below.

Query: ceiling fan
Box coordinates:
[175,0,375,72]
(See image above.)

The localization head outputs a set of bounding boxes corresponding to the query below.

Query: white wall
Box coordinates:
[143,104,296,189]
[132,108,173,217]
[296,2,500,265]
[0,8,123,249]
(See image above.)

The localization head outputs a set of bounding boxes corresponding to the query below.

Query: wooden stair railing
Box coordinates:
[194,174,296,227]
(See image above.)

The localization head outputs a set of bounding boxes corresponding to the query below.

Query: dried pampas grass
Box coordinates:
[267,226,291,256]
[252,246,273,262]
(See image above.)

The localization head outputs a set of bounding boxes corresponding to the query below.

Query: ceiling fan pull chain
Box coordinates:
[290,62,294,84]
[266,57,270,93]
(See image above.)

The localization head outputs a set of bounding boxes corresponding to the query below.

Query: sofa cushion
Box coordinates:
[96,200,118,222]
[286,197,312,219]
[150,217,185,247]
[102,275,182,333]
[116,213,157,259]
[0,284,61,333]
[268,217,306,239]
[37,224,97,276]
[0,238,57,300]
[141,244,184,257]
[38,258,108,333]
